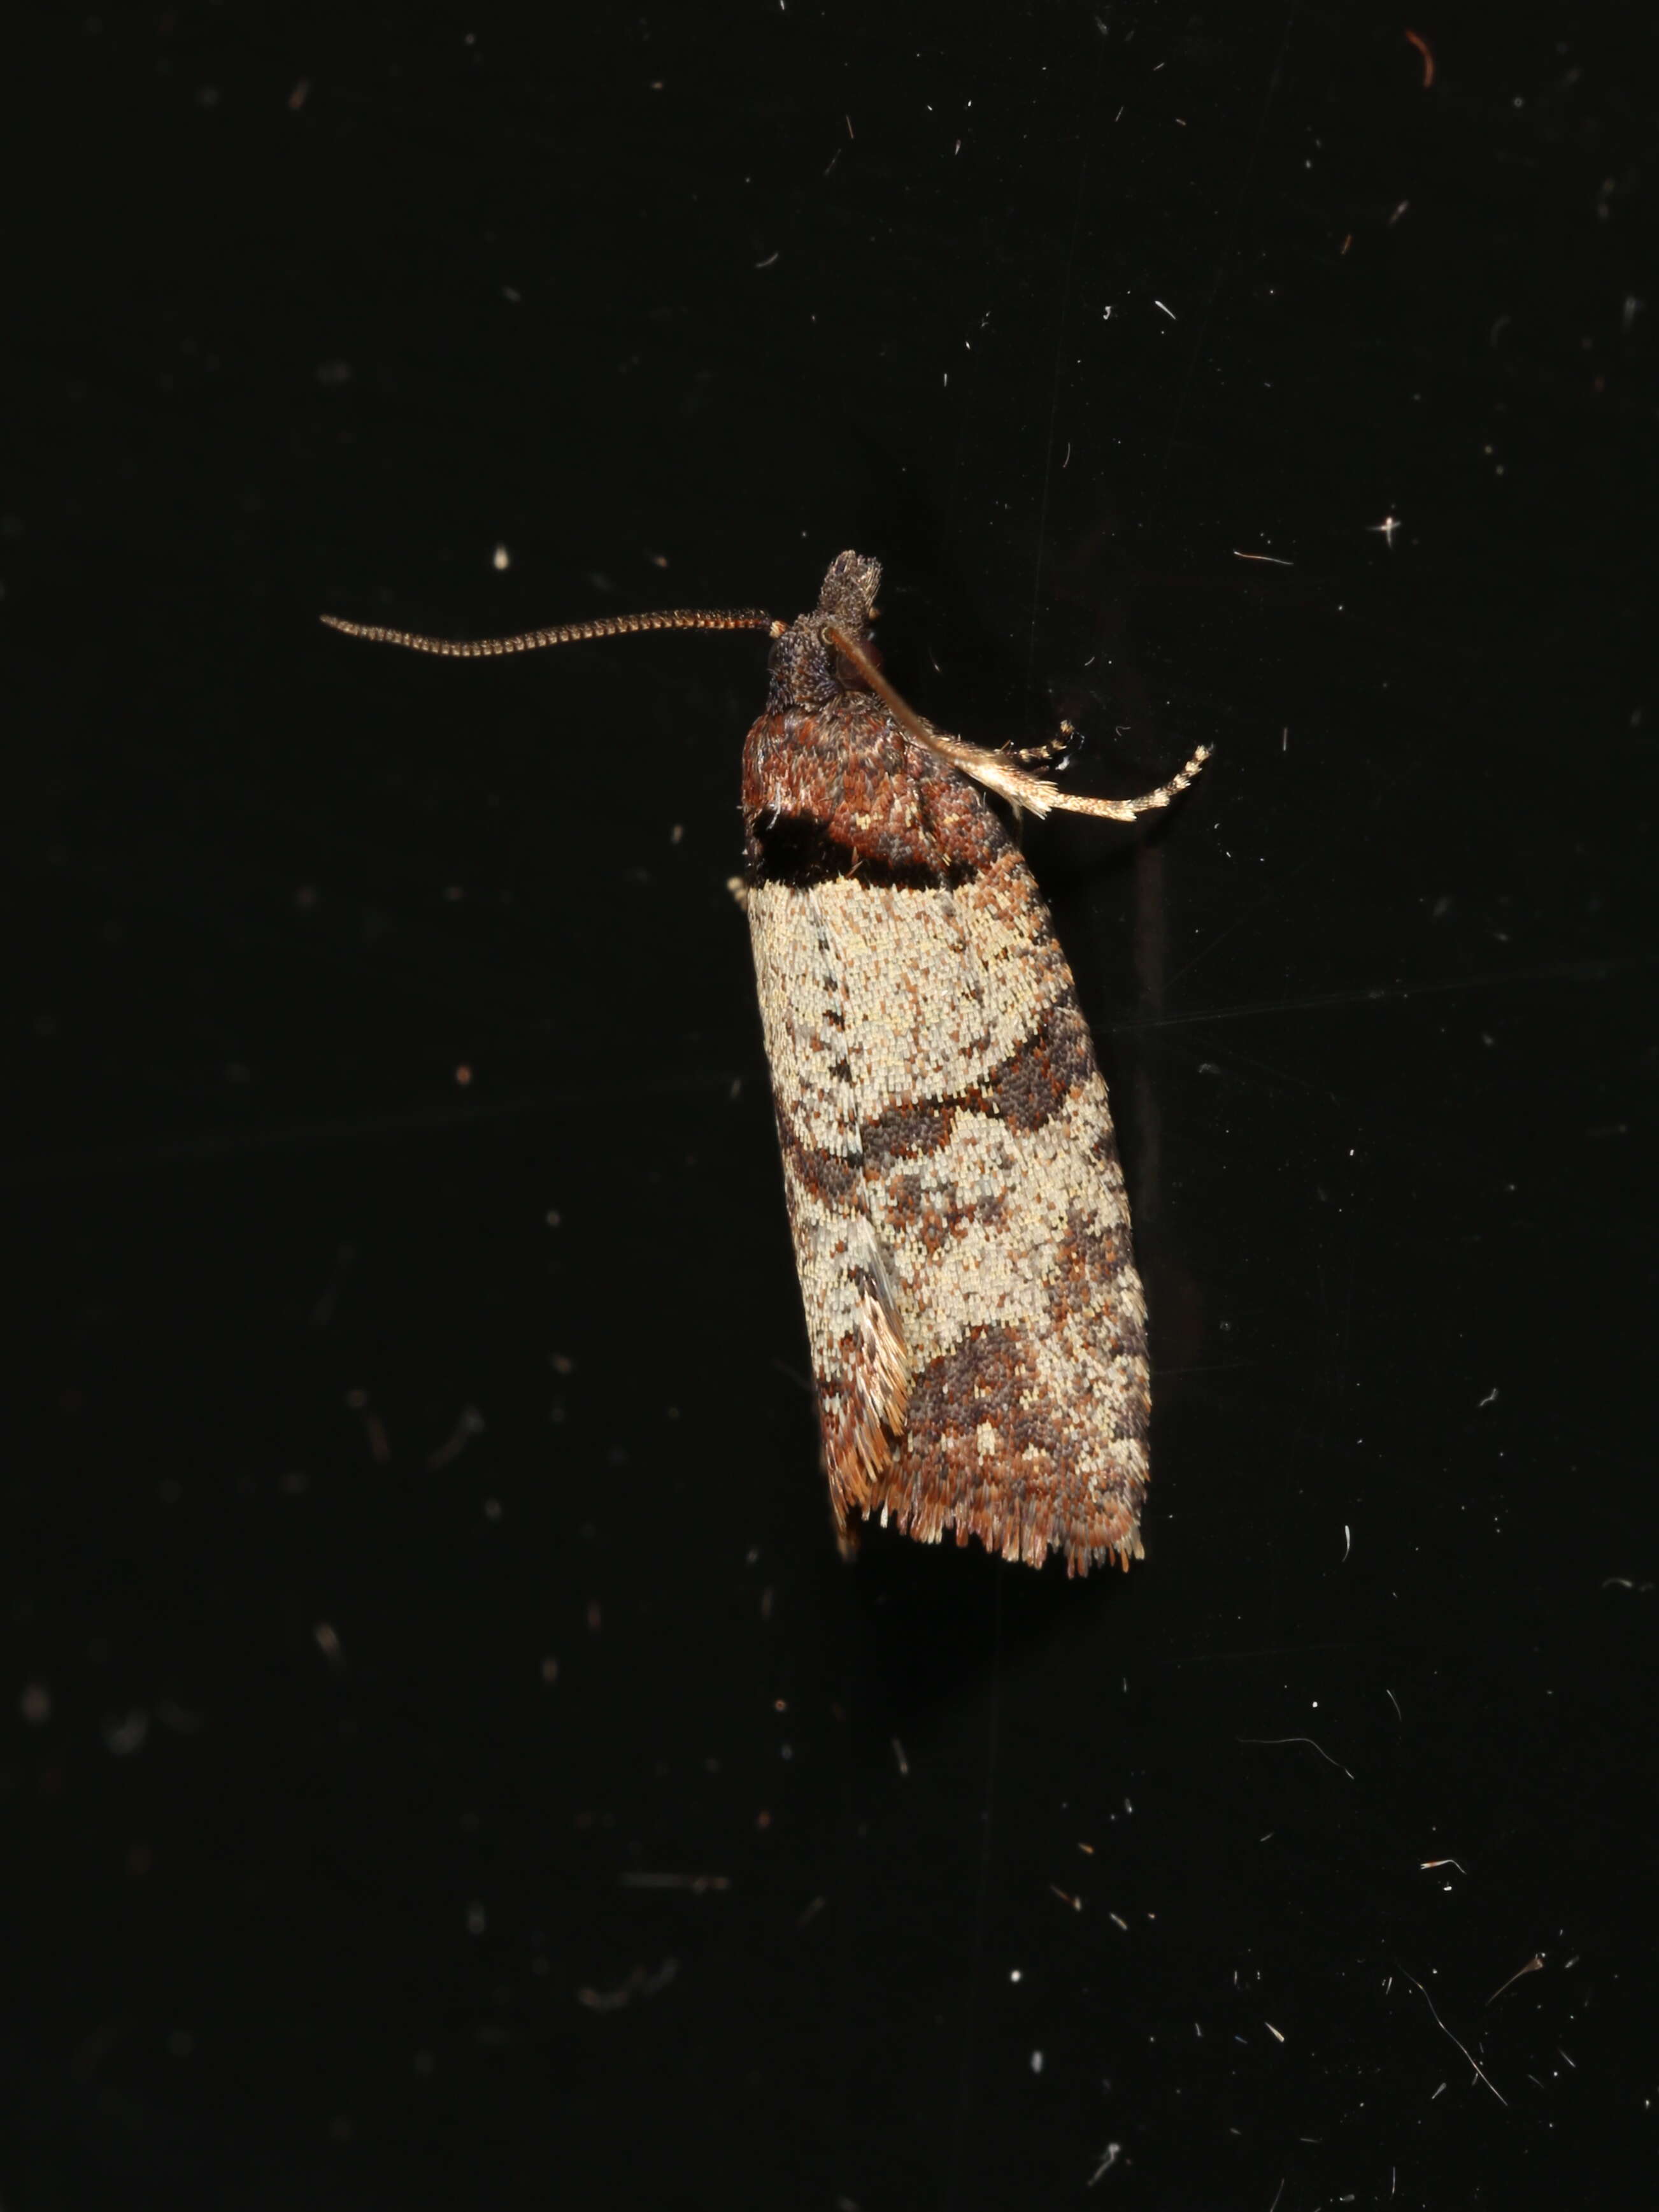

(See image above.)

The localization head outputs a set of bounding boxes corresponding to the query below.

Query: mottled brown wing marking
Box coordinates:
[857,992,1098,1166]
[809,834,1151,1574]
[746,881,910,1540]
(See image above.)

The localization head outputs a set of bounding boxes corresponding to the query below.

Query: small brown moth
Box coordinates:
[323,552,1209,1573]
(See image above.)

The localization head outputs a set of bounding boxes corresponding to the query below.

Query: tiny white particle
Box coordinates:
[1087,2142,1121,2185]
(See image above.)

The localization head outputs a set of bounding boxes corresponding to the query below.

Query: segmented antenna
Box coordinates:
[318,606,781,656]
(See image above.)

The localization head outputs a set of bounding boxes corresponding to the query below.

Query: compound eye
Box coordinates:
[830,634,881,691]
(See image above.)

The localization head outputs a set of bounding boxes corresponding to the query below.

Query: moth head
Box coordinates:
[766,549,884,708]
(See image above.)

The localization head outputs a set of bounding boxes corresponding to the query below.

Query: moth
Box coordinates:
[323,552,1209,1573]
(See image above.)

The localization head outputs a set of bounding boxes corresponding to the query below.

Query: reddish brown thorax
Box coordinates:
[743,552,1004,880]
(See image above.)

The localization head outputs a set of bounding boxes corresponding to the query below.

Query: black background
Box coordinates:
[8,4,1654,2208]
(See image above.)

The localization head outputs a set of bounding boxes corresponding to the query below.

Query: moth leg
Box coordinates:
[825,628,1210,822]
[1006,718,1079,764]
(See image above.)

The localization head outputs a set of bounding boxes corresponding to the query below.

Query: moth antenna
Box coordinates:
[825,625,1212,823]
[320,606,783,657]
